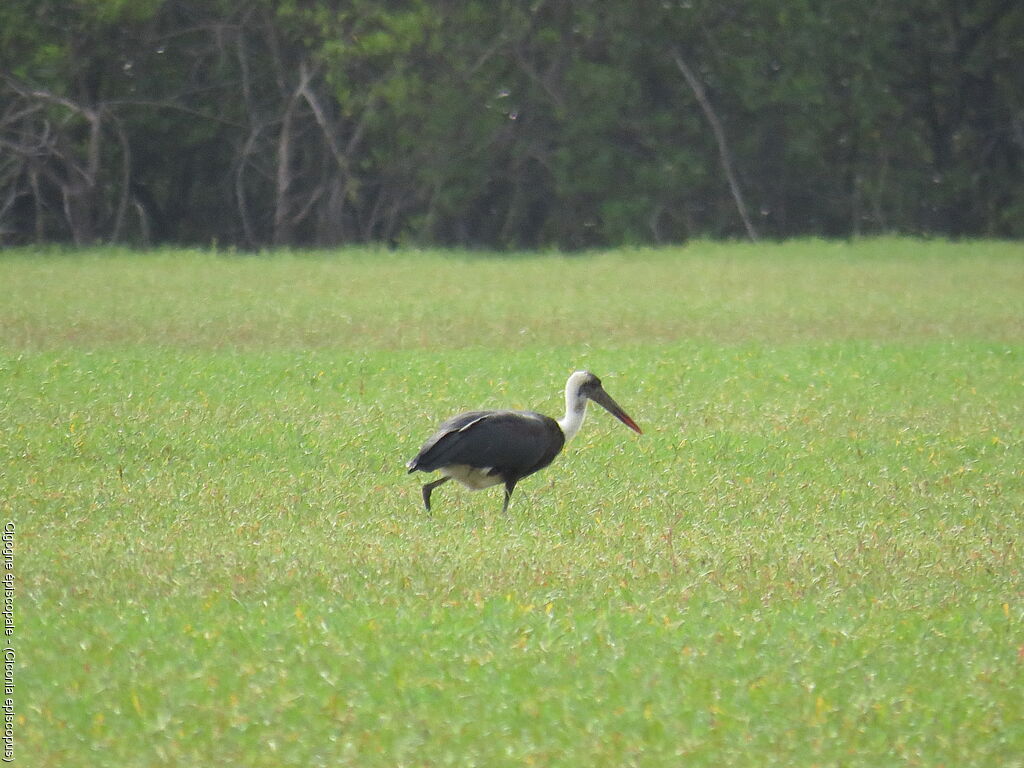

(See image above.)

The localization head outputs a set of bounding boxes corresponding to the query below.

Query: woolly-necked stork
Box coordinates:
[407,371,641,512]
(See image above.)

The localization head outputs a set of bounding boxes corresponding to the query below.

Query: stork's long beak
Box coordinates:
[589,386,642,434]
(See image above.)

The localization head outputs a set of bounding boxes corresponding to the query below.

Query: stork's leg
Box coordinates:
[501,479,518,514]
[422,477,450,512]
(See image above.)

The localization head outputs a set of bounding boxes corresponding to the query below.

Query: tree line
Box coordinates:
[2,0,1022,249]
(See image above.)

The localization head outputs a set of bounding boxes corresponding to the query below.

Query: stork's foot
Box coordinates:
[422,477,450,512]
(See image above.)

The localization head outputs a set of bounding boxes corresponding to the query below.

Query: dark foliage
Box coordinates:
[2,0,1022,248]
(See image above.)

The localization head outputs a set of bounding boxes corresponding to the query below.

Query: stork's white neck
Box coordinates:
[556,375,589,442]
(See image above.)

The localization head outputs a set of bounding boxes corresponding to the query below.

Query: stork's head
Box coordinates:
[566,370,642,434]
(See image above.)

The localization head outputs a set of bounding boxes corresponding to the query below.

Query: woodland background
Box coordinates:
[1,0,1022,249]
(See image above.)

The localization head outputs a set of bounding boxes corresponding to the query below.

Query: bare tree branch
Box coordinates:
[106,110,132,241]
[295,61,347,172]
[235,124,262,246]
[672,50,759,242]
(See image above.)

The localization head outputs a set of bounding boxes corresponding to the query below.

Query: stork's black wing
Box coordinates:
[407,410,565,479]
[407,411,493,471]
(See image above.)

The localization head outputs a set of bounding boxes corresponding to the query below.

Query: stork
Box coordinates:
[407,371,641,513]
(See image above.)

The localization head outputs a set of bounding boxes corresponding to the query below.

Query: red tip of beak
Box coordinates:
[621,415,642,435]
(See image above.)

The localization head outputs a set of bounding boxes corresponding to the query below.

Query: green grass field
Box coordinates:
[5,239,1023,766]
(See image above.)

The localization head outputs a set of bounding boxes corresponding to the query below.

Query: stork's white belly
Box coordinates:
[441,464,503,490]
